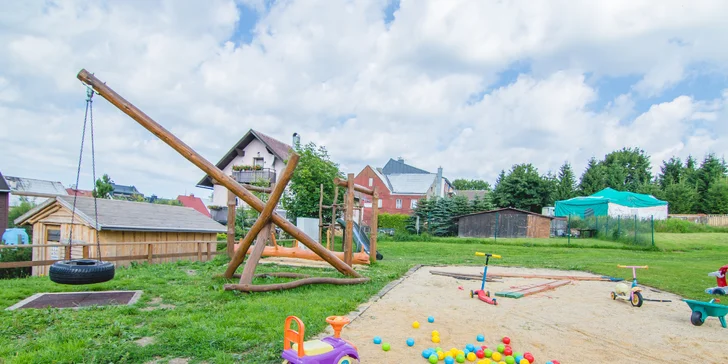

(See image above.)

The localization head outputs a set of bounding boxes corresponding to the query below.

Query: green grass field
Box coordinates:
[0,233,726,363]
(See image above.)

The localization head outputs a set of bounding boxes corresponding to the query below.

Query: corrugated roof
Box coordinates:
[386,173,437,194]
[4,176,68,197]
[197,129,293,189]
[15,196,226,233]
[382,158,430,175]
[177,194,211,218]
[0,171,9,192]
[454,207,555,220]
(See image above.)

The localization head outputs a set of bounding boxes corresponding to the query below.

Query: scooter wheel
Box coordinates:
[610,292,617,300]
[631,292,643,307]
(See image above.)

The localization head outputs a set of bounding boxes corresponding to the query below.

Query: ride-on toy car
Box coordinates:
[611,265,647,307]
[281,315,360,364]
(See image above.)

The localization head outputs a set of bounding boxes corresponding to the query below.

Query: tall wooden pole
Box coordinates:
[226,189,236,257]
[370,187,379,263]
[77,69,361,279]
[329,186,339,251]
[344,173,354,266]
[318,183,324,245]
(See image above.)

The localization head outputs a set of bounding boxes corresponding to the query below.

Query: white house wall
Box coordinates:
[211,138,287,207]
[606,202,668,220]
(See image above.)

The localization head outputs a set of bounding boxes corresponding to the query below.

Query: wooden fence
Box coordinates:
[668,214,728,227]
[0,240,225,270]
[707,215,728,227]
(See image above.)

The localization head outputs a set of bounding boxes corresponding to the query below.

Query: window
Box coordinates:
[368,177,373,187]
[46,226,61,242]
[253,157,264,167]
[411,199,418,209]
[396,199,402,209]
[378,199,382,208]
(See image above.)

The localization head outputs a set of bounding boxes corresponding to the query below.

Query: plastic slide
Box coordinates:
[336,218,383,260]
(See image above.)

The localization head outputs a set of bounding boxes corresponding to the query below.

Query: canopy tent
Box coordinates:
[554,188,668,220]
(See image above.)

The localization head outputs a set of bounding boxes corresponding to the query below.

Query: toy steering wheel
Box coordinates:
[325,316,350,338]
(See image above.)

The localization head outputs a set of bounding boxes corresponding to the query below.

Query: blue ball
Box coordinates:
[476,334,485,342]
[428,316,435,323]
[546,362,553,364]
[422,349,433,359]
[406,338,415,347]
[516,355,524,362]
[464,349,470,356]
[466,344,475,352]
[445,356,455,364]
[373,336,382,344]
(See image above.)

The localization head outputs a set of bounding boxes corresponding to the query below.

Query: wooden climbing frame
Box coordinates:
[76,69,370,292]
[333,175,379,264]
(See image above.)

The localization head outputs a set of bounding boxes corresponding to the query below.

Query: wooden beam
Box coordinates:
[329,185,339,251]
[226,189,236,258]
[238,223,272,285]
[334,177,373,196]
[344,173,354,266]
[223,154,299,278]
[77,69,361,279]
[318,183,324,244]
[241,184,272,193]
[370,186,379,263]
[224,277,370,292]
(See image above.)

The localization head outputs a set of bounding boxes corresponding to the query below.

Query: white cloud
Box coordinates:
[1,0,728,199]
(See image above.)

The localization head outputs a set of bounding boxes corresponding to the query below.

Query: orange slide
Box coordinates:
[234,242,371,265]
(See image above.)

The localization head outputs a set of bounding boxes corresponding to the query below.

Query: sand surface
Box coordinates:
[324,265,727,363]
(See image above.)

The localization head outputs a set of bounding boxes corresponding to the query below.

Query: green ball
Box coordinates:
[505,356,515,364]
[514,352,523,358]
[456,353,465,363]
[429,354,438,364]
[497,344,505,353]
[382,343,391,351]
[484,349,493,358]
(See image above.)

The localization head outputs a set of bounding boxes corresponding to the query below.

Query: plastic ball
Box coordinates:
[497,344,505,353]
[523,353,534,362]
[432,336,440,343]
[429,354,439,364]
[515,356,523,363]
[373,336,382,344]
[476,334,485,342]
[413,321,420,328]
[422,349,433,359]
[502,337,511,345]
[552,361,560,364]
[458,350,465,357]
[504,347,512,356]
[519,360,530,364]
[514,352,523,359]
[467,352,477,362]
[466,344,476,352]
[445,357,455,364]
[505,356,515,364]
[491,352,502,361]
[428,316,435,323]
[406,338,415,347]
[438,351,446,360]
[456,353,466,363]
[382,343,390,351]
[464,348,471,356]
[432,330,440,336]
[481,345,488,350]
[484,348,493,358]
[436,347,443,352]
[476,350,485,359]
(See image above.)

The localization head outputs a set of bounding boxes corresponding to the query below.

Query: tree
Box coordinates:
[554,162,577,201]
[491,170,507,207]
[695,153,728,212]
[684,155,699,187]
[493,163,548,213]
[578,157,605,195]
[662,180,698,214]
[452,179,491,190]
[600,147,652,191]
[658,157,683,189]
[470,193,494,212]
[281,142,343,223]
[703,178,728,214]
[93,174,114,199]
[7,197,36,237]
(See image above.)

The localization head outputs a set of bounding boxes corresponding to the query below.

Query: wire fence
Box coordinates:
[551,215,655,246]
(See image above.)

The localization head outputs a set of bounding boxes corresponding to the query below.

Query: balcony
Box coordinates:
[231,168,277,186]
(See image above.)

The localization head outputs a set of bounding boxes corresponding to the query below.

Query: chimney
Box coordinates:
[292,133,301,149]
[436,167,443,197]
[397,157,404,163]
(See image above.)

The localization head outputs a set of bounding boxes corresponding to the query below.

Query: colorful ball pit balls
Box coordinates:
[429,354,439,364]
[422,349,433,359]
[466,344,476,352]
[476,334,485,342]
[515,355,523,363]
[432,336,441,344]
[456,353,466,363]
[484,349,493,358]
[428,316,435,323]
[406,338,415,347]
[519,360,530,364]
[467,352,477,361]
[504,347,513,356]
[438,351,446,360]
[476,350,485,359]
[497,344,505,354]
[502,337,511,345]
[504,356,515,364]
[445,356,455,364]
[514,352,523,359]
[491,352,502,362]
[413,321,420,328]
[373,336,382,344]
[523,353,534,362]
[382,343,390,351]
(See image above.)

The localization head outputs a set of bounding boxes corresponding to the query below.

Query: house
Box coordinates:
[14,195,226,276]
[111,183,143,198]
[0,171,10,236]
[66,188,94,197]
[554,187,668,220]
[455,207,555,239]
[177,194,211,218]
[456,190,488,201]
[195,129,294,224]
[3,175,68,207]
[354,158,454,226]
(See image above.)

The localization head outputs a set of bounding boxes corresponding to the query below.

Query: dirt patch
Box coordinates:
[185,270,197,276]
[141,297,176,311]
[135,337,155,347]
[337,265,728,363]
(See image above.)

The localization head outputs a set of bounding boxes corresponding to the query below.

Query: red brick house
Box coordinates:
[354,158,454,226]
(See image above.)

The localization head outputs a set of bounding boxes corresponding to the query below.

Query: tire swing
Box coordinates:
[49,86,115,285]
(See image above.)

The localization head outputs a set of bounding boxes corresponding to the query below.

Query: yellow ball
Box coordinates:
[467,352,477,361]
[432,336,440,343]
[432,330,439,336]
[437,351,445,360]
[491,352,502,361]
[499,362,506,364]
[477,360,491,364]
[519,360,530,364]
[413,321,420,328]
[451,348,459,355]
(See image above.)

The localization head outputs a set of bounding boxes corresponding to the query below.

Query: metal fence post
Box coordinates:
[567,214,571,246]
[494,212,499,242]
[617,215,621,238]
[651,215,655,246]
[633,215,637,245]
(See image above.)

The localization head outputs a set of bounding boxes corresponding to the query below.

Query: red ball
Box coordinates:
[524,353,535,362]
[481,345,488,350]
[476,350,485,359]
[504,347,513,356]
[551,360,559,364]
[502,337,511,344]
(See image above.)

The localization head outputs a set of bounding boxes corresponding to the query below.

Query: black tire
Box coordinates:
[49,259,115,285]
[631,292,643,307]
[376,251,383,260]
[690,311,704,326]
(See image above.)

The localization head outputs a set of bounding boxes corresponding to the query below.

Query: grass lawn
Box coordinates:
[0,233,726,363]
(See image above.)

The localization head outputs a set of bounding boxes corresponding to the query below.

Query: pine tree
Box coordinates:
[492,170,507,207]
[703,178,728,214]
[658,157,683,189]
[579,157,605,195]
[555,162,577,201]
[696,153,728,213]
[663,180,698,214]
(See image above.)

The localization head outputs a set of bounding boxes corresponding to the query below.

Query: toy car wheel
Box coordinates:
[631,292,643,307]
[690,311,704,326]
[337,355,359,364]
[470,290,474,298]
[610,292,616,300]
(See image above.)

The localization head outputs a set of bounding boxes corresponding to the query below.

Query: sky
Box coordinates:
[1,0,728,200]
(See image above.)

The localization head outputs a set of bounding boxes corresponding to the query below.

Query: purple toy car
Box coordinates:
[281,315,360,364]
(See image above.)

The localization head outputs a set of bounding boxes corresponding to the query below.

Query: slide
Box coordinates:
[336,218,383,260]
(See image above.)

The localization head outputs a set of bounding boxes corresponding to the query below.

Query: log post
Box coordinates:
[147,243,153,263]
[318,183,324,245]
[238,224,272,285]
[82,246,89,259]
[77,69,361,279]
[226,189,236,258]
[329,186,339,251]
[370,186,379,263]
[197,242,203,261]
[207,242,213,261]
[344,173,354,266]
[223,155,299,277]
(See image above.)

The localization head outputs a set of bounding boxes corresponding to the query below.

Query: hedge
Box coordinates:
[377,213,409,232]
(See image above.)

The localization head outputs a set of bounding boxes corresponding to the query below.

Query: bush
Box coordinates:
[378,213,410,233]
[654,219,728,233]
[0,247,32,279]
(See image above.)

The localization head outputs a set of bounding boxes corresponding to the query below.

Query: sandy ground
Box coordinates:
[322,265,727,364]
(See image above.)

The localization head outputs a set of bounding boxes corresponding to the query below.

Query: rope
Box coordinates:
[67,87,92,257]
[89,89,102,261]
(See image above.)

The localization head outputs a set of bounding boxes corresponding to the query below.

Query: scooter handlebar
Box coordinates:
[475,252,501,258]
[617,265,648,269]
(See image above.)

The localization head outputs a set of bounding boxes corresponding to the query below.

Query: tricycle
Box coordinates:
[610,265,647,307]
[281,315,360,364]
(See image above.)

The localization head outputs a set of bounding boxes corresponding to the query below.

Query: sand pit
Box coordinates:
[327,265,727,363]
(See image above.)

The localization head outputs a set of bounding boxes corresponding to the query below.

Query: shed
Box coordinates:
[14,196,226,276]
[554,188,668,220]
[0,170,9,236]
[455,207,555,239]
